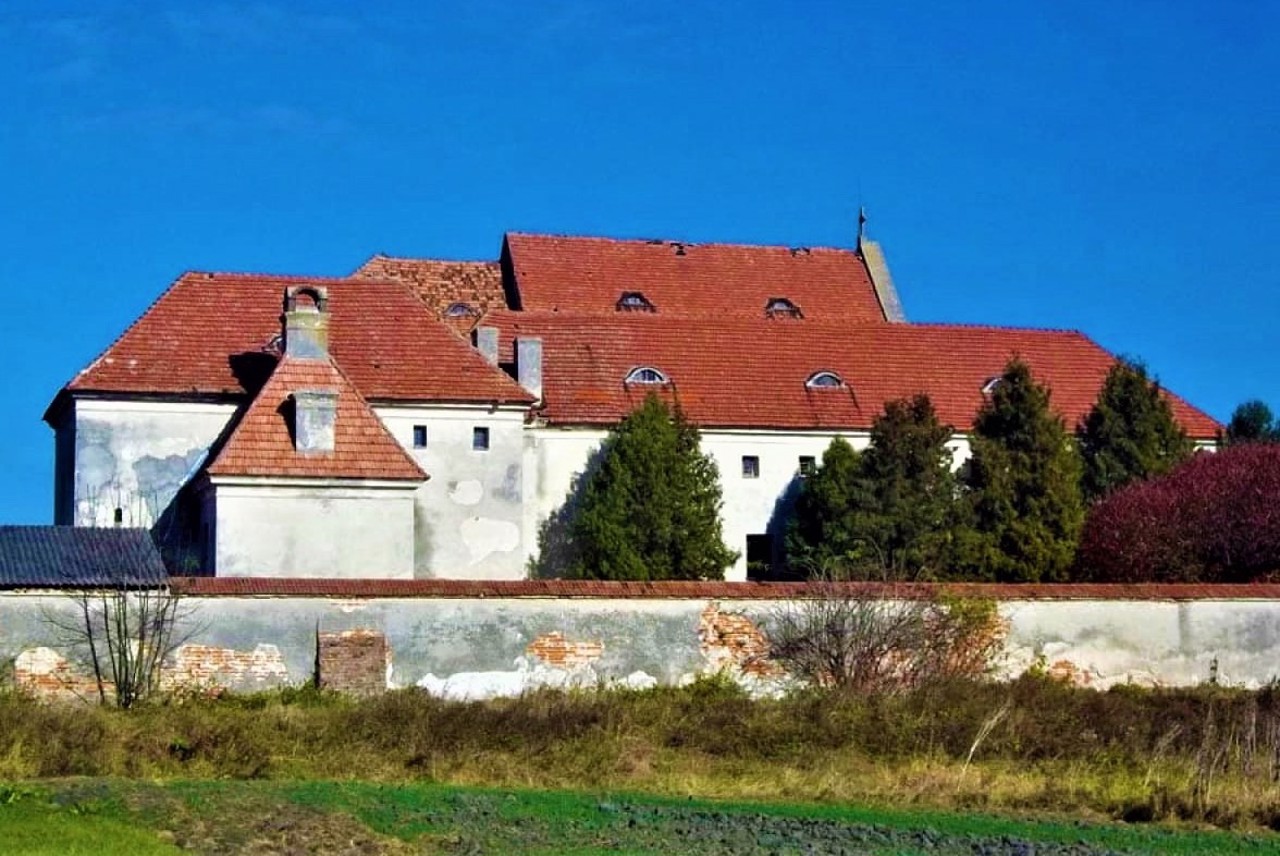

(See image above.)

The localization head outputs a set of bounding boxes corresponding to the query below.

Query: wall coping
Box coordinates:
[163,578,1280,601]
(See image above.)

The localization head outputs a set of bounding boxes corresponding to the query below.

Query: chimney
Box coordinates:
[293,389,338,454]
[282,285,330,358]
[516,337,542,401]
[858,240,906,323]
[474,326,499,366]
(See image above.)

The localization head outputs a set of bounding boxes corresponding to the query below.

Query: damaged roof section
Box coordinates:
[0,526,168,588]
[353,254,505,322]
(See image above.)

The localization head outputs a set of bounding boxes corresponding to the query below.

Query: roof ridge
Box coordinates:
[361,253,498,266]
[505,231,854,254]
[899,320,1088,337]
[179,270,356,283]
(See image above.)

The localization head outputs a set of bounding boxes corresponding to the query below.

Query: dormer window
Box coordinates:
[444,302,478,318]
[624,366,668,385]
[765,297,802,319]
[981,376,1002,395]
[617,292,656,313]
[805,371,843,389]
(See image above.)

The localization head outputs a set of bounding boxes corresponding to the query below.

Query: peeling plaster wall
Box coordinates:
[375,405,526,579]
[5,594,1280,698]
[211,484,417,578]
[70,399,238,528]
[525,426,972,580]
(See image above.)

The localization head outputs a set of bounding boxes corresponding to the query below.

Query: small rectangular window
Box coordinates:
[472,426,490,451]
[742,455,760,478]
[798,455,816,476]
[412,425,428,448]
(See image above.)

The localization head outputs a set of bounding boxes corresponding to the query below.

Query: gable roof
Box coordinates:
[0,526,167,589]
[353,254,505,321]
[205,355,427,482]
[484,311,1220,438]
[54,272,534,408]
[502,232,888,322]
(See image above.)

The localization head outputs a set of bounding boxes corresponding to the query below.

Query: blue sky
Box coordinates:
[1,1,1276,523]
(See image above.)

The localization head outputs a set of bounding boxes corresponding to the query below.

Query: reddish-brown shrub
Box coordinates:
[1078,443,1280,582]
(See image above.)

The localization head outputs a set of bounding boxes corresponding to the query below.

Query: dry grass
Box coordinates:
[5,675,1280,829]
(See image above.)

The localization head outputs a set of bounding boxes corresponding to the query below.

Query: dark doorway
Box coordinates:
[746,534,774,581]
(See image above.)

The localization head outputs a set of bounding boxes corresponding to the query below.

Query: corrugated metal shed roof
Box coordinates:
[0,526,168,589]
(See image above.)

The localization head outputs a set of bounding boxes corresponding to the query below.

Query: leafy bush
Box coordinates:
[1078,443,1280,582]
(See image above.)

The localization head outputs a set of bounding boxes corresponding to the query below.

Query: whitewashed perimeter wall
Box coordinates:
[524,427,973,581]
[3,595,1279,699]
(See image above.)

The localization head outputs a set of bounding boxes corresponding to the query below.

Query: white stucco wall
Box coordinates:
[68,399,238,528]
[374,405,527,579]
[5,593,1280,696]
[525,426,974,581]
[209,481,418,578]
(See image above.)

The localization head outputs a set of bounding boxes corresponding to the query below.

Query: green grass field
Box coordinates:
[2,780,1276,856]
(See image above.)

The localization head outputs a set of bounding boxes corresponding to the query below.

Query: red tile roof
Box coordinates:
[484,311,1220,438]
[503,233,888,322]
[206,356,426,481]
[169,577,1280,601]
[353,255,505,322]
[60,272,534,406]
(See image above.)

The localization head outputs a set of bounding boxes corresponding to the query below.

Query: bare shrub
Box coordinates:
[764,570,1004,692]
[42,586,199,708]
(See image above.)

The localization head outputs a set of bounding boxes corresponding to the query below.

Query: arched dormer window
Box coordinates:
[765,297,803,318]
[624,366,668,385]
[805,370,843,389]
[444,302,478,318]
[284,285,328,313]
[981,376,1002,395]
[617,291,656,313]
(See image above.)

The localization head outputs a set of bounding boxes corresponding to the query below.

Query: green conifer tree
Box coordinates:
[848,395,962,579]
[785,436,862,572]
[568,394,736,580]
[786,395,962,580]
[958,358,1085,582]
[1078,359,1193,502]
[1226,400,1280,445]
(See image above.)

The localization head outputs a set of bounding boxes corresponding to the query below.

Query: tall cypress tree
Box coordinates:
[846,395,961,579]
[1078,359,1193,502]
[786,395,961,580]
[785,436,863,572]
[568,394,736,580]
[958,358,1084,582]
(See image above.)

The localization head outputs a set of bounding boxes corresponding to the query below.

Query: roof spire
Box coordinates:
[856,206,868,254]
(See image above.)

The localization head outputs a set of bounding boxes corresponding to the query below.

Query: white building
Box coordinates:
[45,231,1219,581]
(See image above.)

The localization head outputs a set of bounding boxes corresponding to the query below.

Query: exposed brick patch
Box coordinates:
[163,643,289,692]
[14,647,108,702]
[1047,658,1095,687]
[317,629,388,696]
[170,578,1280,601]
[526,631,604,669]
[698,602,782,677]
